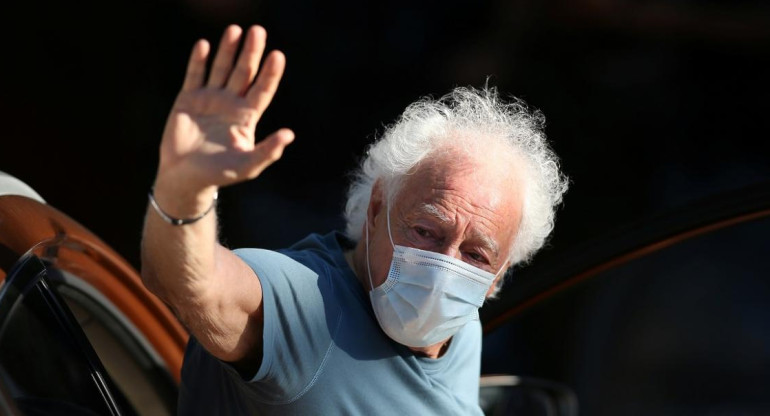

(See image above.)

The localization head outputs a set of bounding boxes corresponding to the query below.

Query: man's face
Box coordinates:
[365,146,523,295]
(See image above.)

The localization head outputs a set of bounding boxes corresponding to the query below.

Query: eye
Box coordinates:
[414,226,431,238]
[465,251,488,265]
[407,225,443,248]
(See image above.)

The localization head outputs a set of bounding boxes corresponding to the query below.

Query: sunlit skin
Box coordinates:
[143,22,525,375]
[346,145,524,358]
[142,24,295,368]
[152,24,294,218]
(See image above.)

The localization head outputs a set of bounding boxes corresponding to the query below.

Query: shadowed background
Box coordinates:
[3,0,769,267]
[2,0,769,413]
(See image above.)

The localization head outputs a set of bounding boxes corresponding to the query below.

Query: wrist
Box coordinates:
[151,174,219,221]
[149,188,218,226]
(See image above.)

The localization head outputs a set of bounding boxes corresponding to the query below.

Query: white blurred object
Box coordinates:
[0,171,45,202]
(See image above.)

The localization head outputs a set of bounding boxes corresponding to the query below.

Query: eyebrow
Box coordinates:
[419,203,452,223]
[418,203,500,259]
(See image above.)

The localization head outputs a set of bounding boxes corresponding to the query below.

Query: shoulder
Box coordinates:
[234,232,346,271]
[282,231,352,266]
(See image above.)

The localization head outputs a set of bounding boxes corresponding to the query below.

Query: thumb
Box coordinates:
[245,128,295,178]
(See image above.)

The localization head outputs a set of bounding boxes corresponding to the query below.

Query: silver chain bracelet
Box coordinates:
[148,189,218,226]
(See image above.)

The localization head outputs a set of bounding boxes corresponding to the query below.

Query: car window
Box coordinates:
[0,255,136,416]
[482,214,770,415]
[50,269,177,415]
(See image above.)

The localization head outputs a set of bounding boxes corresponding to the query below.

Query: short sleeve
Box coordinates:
[234,248,342,404]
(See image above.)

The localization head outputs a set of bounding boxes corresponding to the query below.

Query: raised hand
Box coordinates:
[142,25,292,366]
[156,25,294,198]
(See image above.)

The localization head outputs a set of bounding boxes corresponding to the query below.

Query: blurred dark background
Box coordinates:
[2,0,770,414]
[2,0,769,267]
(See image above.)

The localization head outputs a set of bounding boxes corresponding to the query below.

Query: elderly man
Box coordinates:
[141,24,568,415]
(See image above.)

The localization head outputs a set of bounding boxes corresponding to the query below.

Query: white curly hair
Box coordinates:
[344,85,569,271]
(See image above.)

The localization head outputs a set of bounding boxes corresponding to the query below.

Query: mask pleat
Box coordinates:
[369,234,494,347]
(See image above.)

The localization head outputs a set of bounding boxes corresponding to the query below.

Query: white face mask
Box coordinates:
[366,208,500,348]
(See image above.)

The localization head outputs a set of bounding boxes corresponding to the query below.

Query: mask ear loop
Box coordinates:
[366,196,397,292]
[365,216,375,292]
[385,200,396,250]
[493,262,507,279]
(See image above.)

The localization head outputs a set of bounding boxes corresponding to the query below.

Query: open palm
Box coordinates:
[158,25,294,192]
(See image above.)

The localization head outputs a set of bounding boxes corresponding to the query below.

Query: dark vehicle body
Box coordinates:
[1,171,768,415]
[481,181,770,415]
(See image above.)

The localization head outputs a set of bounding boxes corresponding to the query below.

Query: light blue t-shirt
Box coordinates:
[178,232,484,415]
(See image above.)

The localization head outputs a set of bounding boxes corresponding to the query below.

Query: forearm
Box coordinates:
[139,24,289,367]
[140,175,263,362]
[140,174,219,305]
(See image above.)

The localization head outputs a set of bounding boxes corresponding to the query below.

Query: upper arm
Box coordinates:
[231,249,341,399]
[177,246,341,394]
[173,244,265,366]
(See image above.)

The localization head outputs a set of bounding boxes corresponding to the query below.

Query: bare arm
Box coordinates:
[140,24,293,367]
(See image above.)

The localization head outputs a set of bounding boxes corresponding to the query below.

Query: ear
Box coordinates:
[366,180,385,234]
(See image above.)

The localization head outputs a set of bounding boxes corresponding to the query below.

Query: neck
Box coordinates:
[345,243,370,291]
[410,337,452,359]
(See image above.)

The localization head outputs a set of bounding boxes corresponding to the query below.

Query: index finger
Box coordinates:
[181,39,211,92]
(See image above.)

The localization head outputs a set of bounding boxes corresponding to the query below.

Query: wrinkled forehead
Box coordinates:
[392,145,525,249]
[407,142,523,201]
